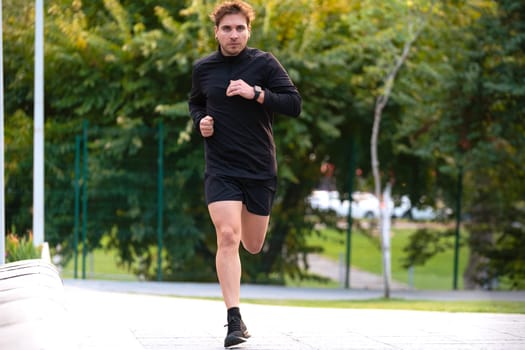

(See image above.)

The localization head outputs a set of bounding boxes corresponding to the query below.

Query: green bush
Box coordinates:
[5,232,41,262]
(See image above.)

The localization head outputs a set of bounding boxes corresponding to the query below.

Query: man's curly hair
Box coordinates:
[210,1,256,27]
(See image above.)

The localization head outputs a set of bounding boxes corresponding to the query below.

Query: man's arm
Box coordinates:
[262,54,302,118]
[188,65,207,135]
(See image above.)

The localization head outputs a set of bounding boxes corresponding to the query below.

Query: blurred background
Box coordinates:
[3,0,524,291]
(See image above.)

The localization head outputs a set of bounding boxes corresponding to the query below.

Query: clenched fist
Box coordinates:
[200,115,214,138]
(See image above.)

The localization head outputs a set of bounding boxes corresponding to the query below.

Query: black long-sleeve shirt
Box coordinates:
[189,47,301,179]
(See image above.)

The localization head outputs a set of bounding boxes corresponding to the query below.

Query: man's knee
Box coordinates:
[217,226,241,249]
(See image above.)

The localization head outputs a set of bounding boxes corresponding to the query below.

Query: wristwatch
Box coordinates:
[253,85,262,101]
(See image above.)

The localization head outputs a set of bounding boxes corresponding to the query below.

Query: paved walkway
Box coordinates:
[304,254,411,290]
[63,280,525,350]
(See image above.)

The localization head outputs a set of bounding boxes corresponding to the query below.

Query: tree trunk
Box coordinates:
[369,4,433,298]
[463,185,495,289]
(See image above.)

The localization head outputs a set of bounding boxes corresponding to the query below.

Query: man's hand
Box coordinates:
[226,79,254,99]
[200,115,214,137]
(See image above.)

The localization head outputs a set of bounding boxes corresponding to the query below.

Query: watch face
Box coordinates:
[255,85,262,92]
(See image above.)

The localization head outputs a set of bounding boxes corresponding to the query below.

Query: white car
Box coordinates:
[344,191,381,219]
[392,195,437,221]
[308,191,441,221]
[307,190,391,219]
[308,190,342,213]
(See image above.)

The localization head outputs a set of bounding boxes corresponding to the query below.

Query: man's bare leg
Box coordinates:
[209,202,271,307]
[209,201,270,347]
[208,201,243,308]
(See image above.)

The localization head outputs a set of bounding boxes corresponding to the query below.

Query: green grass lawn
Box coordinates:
[240,298,525,314]
[307,221,469,290]
[61,248,137,281]
[62,220,467,290]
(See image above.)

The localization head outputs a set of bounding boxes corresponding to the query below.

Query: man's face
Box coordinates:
[215,13,250,56]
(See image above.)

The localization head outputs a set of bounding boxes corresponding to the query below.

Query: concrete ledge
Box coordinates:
[0,259,73,350]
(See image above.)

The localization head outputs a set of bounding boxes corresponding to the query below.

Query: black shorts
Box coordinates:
[204,174,277,216]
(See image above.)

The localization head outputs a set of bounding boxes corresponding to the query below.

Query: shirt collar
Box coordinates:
[217,46,249,62]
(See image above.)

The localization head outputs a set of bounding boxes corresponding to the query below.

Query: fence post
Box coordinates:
[344,138,356,289]
[73,135,81,278]
[81,120,88,279]
[453,165,463,290]
[157,122,164,281]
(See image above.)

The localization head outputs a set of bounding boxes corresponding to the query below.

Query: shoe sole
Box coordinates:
[224,335,248,348]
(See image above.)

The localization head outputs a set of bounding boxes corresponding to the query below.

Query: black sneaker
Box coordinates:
[224,315,250,348]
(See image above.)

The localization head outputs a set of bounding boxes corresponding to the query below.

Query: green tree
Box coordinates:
[43,0,209,278]
[460,0,525,288]
[396,0,525,288]
[3,0,39,233]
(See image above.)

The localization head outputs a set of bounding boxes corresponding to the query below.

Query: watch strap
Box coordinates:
[253,86,261,101]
